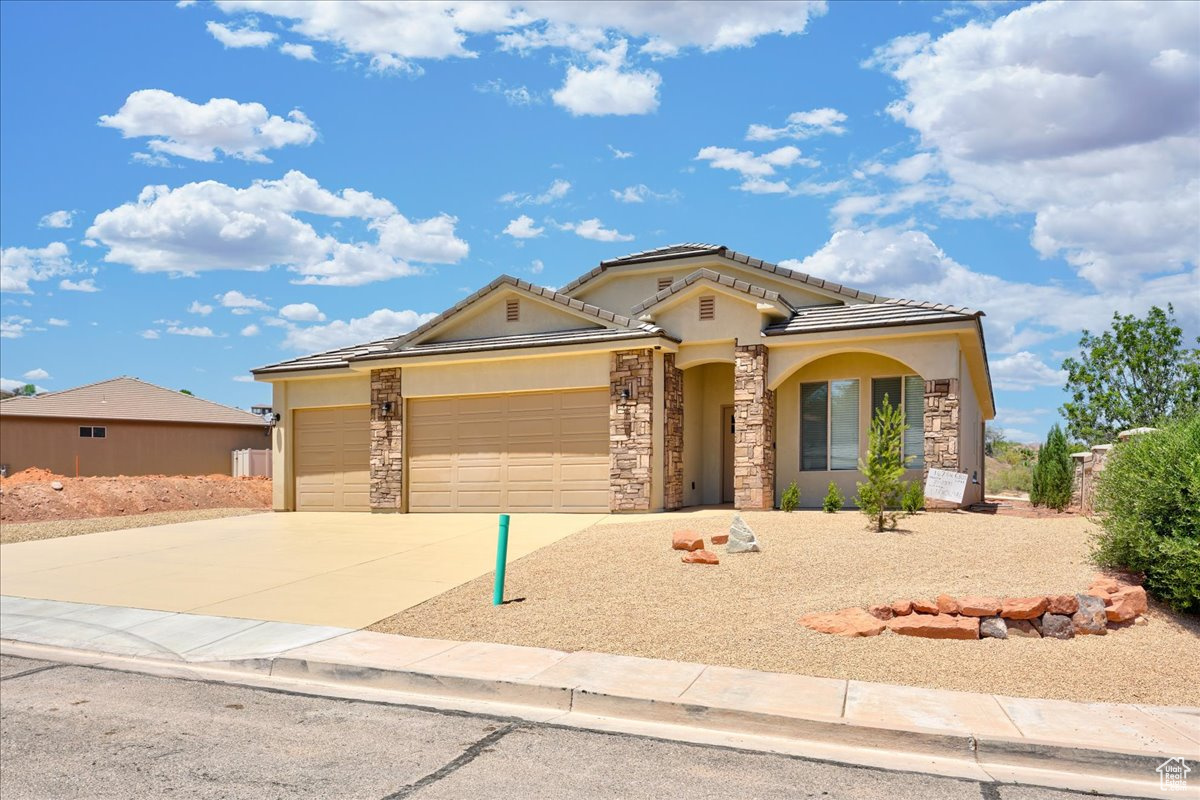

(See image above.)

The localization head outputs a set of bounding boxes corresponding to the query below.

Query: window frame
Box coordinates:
[870,375,925,469]
[799,379,860,472]
[79,425,107,439]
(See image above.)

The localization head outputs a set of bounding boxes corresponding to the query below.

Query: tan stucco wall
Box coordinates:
[425,290,603,343]
[959,350,984,505]
[402,352,609,398]
[650,286,767,347]
[767,333,961,390]
[0,416,266,477]
[682,362,735,506]
[775,352,927,509]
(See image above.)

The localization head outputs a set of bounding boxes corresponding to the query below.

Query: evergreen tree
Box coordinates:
[854,394,911,531]
[1031,424,1073,511]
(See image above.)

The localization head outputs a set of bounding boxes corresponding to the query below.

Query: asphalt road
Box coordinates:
[0,654,1124,800]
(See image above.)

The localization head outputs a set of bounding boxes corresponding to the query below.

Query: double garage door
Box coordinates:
[293,389,608,513]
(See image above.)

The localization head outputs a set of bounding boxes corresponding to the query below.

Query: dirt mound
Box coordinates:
[0,471,272,523]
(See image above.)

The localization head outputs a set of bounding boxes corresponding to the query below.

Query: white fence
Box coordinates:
[231,448,272,478]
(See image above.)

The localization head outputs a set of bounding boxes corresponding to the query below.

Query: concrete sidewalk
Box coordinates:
[2,595,1195,799]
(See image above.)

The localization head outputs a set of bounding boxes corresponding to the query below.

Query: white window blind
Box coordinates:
[904,375,925,467]
[829,379,859,470]
[801,382,827,470]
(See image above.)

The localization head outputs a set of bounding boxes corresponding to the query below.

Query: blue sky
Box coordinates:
[2,1,1197,443]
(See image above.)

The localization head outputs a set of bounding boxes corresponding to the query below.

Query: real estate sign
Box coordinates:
[925,468,968,503]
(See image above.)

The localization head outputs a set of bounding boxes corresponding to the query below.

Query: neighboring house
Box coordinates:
[0,376,268,477]
[253,244,994,513]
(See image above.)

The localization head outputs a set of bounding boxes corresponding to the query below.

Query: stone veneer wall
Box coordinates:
[370,368,404,511]
[923,378,961,509]
[663,352,684,511]
[733,344,775,510]
[610,349,654,512]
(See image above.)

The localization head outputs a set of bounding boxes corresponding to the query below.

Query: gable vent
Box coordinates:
[657,276,674,292]
[699,295,715,321]
[506,298,520,322]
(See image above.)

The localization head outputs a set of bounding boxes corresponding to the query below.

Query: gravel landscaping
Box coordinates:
[0,508,268,544]
[370,510,1200,706]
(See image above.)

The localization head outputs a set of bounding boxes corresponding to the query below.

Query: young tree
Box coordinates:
[18,383,36,396]
[854,395,911,531]
[1061,305,1200,444]
[1030,424,1073,511]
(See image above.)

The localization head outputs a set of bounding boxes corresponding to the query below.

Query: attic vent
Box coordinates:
[699,295,716,321]
[506,298,520,322]
[657,276,674,292]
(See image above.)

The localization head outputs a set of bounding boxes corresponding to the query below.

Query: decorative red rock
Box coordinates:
[868,604,894,621]
[911,598,939,614]
[1106,586,1148,622]
[936,594,961,615]
[711,533,729,545]
[682,549,719,565]
[1088,576,1121,595]
[671,530,704,551]
[1000,596,1049,620]
[799,608,886,637]
[890,599,913,616]
[886,614,979,640]
[957,596,1002,617]
[1046,594,1078,615]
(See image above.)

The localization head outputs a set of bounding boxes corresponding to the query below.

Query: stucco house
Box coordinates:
[0,376,269,477]
[253,244,994,513]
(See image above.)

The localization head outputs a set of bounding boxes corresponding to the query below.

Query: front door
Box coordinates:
[721,404,735,503]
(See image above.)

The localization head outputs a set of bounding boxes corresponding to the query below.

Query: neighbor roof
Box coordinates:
[764,299,981,336]
[0,376,265,426]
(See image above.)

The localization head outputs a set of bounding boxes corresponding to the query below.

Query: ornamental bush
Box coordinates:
[901,480,925,513]
[822,481,844,513]
[781,481,800,512]
[1093,416,1200,613]
[1031,424,1073,511]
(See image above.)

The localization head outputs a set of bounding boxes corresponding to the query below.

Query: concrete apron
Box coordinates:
[2,601,1195,799]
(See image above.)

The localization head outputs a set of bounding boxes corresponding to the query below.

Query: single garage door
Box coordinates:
[407,389,608,512]
[294,406,370,511]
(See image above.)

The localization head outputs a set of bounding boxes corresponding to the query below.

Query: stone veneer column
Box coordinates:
[609,349,654,512]
[733,344,775,510]
[370,368,403,511]
[663,352,684,511]
[923,378,960,509]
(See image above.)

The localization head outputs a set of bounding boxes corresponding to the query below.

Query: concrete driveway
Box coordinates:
[0,512,605,628]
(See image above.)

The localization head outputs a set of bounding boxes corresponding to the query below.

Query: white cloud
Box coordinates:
[38,210,75,228]
[990,352,1066,392]
[167,325,217,337]
[279,302,325,321]
[529,258,544,275]
[503,215,545,239]
[188,300,214,315]
[140,329,160,339]
[694,145,820,194]
[216,290,270,310]
[559,218,633,243]
[0,377,46,393]
[206,20,276,48]
[240,323,261,336]
[59,278,99,292]
[87,171,468,287]
[475,79,538,106]
[279,42,316,60]
[552,41,660,116]
[499,178,570,206]
[99,89,317,163]
[867,1,1200,290]
[232,375,255,383]
[610,184,678,203]
[46,318,69,327]
[746,107,847,141]
[22,368,50,380]
[1,242,73,293]
[608,144,633,159]
[0,316,41,338]
[282,308,437,352]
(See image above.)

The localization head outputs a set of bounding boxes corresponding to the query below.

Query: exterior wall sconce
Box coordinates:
[620,388,630,402]
[971,470,980,485]
[265,412,281,437]
[380,401,394,416]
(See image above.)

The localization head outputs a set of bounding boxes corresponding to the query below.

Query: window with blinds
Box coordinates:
[801,382,828,471]
[870,376,924,467]
[698,295,715,320]
[506,298,519,321]
[801,379,859,471]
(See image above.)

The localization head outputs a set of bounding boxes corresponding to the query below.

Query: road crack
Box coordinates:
[379,722,521,799]
[0,663,65,682]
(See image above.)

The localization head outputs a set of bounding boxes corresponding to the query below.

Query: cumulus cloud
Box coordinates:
[167,325,217,337]
[695,145,820,194]
[552,44,660,116]
[47,318,69,327]
[86,171,469,287]
[865,1,1200,290]
[990,352,1067,392]
[99,89,317,163]
[746,108,847,141]
[1,242,73,293]
[608,145,633,159]
[279,302,325,321]
[279,42,315,60]
[282,308,437,352]
[206,20,276,48]
[232,374,255,382]
[59,278,99,292]
[38,210,75,229]
[188,300,214,315]
[1,316,42,338]
[559,218,633,243]
[216,290,270,311]
[503,215,544,239]
[499,179,570,206]
[22,368,50,380]
[610,184,678,203]
[141,329,160,339]
[240,323,261,336]
[475,79,538,106]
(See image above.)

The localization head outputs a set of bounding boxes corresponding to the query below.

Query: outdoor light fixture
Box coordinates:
[971,470,980,485]
[620,388,630,402]
[265,412,280,438]
[381,401,394,416]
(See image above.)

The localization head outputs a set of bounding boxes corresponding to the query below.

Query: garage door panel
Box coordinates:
[408,389,607,513]
[295,406,370,512]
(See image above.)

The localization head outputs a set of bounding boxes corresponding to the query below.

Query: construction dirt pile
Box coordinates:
[0,469,271,523]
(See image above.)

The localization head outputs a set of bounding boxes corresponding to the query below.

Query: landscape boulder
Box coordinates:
[980,616,1007,639]
[1071,594,1108,635]
[799,608,886,637]
[886,614,979,640]
[1040,613,1075,640]
[682,549,719,565]
[1105,585,1148,622]
[911,598,939,614]
[957,596,1002,617]
[1088,576,1121,595]
[1006,619,1042,638]
[935,594,961,615]
[868,604,894,621]
[890,599,913,617]
[726,515,762,553]
[1000,596,1048,620]
[1046,594,1078,615]
[671,531,704,552]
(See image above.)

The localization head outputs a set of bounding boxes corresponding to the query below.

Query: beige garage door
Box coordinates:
[407,389,608,512]
[294,406,370,511]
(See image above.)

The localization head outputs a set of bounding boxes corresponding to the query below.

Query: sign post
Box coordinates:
[493,514,510,606]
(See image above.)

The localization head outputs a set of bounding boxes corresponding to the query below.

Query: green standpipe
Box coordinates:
[493,514,510,606]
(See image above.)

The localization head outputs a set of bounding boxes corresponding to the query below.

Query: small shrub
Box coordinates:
[854,395,911,531]
[781,481,800,512]
[1093,416,1200,613]
[901,480,925,513]
[822,481,844,513]
[1031,424,1073,511]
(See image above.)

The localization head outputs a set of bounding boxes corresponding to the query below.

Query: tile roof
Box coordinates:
[0,376,265,426]
[354,327,665,362]
[630,268,798,316]
[764,299,981,336]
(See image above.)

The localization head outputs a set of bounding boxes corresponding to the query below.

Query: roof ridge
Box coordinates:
[630,267,798,316]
